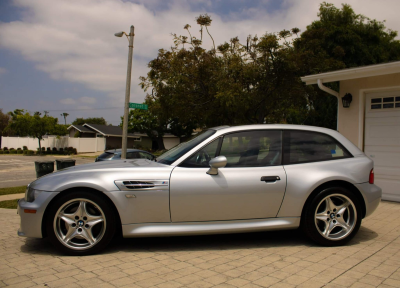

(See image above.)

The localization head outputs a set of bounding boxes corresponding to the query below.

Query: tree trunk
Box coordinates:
[37,137,42,155]
[157,136,165,150]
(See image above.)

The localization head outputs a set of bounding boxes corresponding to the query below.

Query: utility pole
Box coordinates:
[115,25,135,159]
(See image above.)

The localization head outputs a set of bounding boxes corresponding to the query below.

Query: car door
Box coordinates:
[170,130,287,222]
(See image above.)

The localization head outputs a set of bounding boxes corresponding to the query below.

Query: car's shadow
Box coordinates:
[20,226,378,256]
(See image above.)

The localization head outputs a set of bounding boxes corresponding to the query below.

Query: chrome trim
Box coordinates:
[114,180,169,191]
[122,217,300,237]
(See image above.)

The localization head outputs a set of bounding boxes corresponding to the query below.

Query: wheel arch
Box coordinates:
[301,180,366,220]
[41,187,122,238]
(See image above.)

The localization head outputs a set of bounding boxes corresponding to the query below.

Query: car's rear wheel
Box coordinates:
[302,187,362,246]
[46,191,116,255]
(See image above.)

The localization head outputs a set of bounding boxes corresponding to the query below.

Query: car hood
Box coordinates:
[30,159,175,192]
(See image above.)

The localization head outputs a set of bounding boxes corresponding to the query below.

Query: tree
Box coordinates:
[140,14,304,129]
[292,2,400,129]
[0,109,11,146]
[124,107,166,150]
[140,4,400,131]
[72,117,107,126]
[5,112,67,154]
[60,113,69,125]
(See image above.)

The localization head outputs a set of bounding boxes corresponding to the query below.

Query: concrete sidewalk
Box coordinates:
[0,193,24,201]
[1,201,400,287]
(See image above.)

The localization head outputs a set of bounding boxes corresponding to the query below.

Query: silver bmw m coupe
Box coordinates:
[18,125,382,255]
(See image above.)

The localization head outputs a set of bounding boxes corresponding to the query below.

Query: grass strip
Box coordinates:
[0,199,19,209]
[0,186,26,196]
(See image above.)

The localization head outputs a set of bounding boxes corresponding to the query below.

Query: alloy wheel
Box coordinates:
[53,198,106,250]
[314,194,357,241]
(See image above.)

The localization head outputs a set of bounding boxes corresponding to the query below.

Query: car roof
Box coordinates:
[104,149,152,154]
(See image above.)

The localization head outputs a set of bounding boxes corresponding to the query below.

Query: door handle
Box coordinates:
[261,176,280,182]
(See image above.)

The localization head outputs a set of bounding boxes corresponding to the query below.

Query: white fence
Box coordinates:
[1,136,106,153]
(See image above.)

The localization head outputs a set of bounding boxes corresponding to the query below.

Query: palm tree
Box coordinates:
[61,113,69,125]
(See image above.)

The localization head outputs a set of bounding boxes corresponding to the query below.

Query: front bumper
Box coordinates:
[354,183,382,218]
[17,192,59,238]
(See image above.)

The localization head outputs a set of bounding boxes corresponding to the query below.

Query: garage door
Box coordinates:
[364,91,400,202]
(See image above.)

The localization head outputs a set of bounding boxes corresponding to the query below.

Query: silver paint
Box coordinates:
[122,217,300,237]
[17,124,381,242]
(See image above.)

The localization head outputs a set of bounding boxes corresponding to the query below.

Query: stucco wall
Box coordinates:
[338,72,400,150]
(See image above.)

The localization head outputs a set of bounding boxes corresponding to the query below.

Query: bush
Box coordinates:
[17,147,22,151]
[46,147,51,153]
[4,150,9,154]
[0,151,3,154]
[23,146,28,151]
[10,149,17,154]
[72,148,77,155]
[27,150,35,155]
[17,150,23,154]
[41,147,45,151]
[23,150,27,155]
[52,147,57,153]
[9,148,15,150]
[3,147,8,151]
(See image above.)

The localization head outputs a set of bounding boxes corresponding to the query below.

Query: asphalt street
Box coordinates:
[0,155,95,188]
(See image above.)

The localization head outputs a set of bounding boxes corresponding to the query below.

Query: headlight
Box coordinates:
[25,185,41,202]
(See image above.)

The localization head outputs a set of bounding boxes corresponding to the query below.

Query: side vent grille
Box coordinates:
[114,180,169,191]
[122,181,155,189]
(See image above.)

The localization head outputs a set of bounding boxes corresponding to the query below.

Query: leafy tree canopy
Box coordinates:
[5,111,67,154]
[292,2,400,128]
[0,109,11,137]
[136,3,400,133]
[123,106,167,150]
[72,117,107,126]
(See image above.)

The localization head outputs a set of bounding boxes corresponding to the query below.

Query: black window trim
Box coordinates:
[281,129,353,166]
[179,129,283,168]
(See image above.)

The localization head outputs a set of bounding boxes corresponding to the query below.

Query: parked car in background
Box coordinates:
[18,125,381,255]
[95,149,156,162]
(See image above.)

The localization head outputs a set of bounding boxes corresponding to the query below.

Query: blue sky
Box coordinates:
[0,0,399,125]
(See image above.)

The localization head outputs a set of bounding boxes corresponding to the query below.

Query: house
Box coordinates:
[67,124,180,150]
[68,125,96,138]
[301,61,400,202]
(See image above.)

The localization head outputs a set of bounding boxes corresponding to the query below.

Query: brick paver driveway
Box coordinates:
[1,201,400,288]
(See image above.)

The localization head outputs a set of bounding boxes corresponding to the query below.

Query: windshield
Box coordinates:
[157,130,216,165]
[97,152,115,159]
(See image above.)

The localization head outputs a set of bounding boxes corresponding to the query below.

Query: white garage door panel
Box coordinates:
[364,91,400,202]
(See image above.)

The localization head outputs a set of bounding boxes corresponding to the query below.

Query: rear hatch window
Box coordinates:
[97,152,115,159]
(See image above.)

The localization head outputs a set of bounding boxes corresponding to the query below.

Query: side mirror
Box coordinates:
[207,156,227,175]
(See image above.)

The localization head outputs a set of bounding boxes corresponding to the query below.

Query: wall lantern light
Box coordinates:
[342,93,353,108]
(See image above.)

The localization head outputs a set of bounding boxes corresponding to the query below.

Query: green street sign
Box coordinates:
[129,103,148,110]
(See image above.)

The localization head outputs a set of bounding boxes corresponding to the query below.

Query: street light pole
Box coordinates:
[116,25,135,159]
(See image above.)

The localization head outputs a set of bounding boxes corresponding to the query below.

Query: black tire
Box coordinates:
[302,187,362,246]
[46,190,116,255]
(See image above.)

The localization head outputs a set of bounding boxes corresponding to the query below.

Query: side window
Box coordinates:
[220,130,282,167]
[139,152,154,160]
[180,138,220,168]
[126,152,139,159]
[283,130,351,165]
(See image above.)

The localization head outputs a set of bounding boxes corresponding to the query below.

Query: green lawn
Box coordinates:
[0,199,19,209]
[0,186,26,196]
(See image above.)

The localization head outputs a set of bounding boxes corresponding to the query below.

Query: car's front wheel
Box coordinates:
[302,187,362,246]
[46,191,116,255]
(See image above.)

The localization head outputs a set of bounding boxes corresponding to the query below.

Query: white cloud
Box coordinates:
[1,0,400,121]
[0,67,7,75]
[60,98,76,105]
[79,96,96,104]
